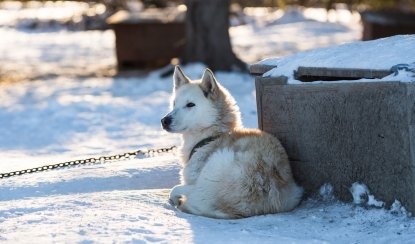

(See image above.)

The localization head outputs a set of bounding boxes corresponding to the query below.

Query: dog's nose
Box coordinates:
[161,116,172,129]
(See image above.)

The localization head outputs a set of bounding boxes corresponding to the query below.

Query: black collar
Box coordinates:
[189,135,220,160]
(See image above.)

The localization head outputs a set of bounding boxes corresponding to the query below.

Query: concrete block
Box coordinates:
[253,65,415,213]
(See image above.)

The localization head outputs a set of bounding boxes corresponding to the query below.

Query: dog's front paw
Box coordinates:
[169,185,189,207]
[169,195,185,207]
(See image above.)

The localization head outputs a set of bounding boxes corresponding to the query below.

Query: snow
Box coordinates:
[318,183,335,202]
[350,183,369,205]
[349,183,385,208]
[262,35,415,83]
[230,6,361,63]
[1,4,415,243]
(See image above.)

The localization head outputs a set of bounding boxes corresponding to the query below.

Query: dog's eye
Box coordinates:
[186,102,195,108]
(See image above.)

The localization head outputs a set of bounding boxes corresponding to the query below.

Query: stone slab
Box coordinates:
[253,67,415,213]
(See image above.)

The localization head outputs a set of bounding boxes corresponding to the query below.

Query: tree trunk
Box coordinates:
[182,0,246,72]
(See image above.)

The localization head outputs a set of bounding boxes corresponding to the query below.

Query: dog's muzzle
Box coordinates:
[161,116,172,130]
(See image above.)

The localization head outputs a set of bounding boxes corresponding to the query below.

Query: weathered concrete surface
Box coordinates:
[254,73,415,213]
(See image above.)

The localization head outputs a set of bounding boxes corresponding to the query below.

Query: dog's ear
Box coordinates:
[200,68,218,97]
[173,66,190,89]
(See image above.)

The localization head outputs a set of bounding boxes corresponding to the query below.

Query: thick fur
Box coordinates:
[161,66,303,219]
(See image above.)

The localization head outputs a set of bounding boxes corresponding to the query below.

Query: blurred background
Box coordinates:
[0,0,414,82]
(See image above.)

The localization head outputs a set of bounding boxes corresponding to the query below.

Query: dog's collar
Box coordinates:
[189,135,220,160]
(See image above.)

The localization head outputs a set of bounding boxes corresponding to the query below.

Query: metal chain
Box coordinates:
[0,146,176,180]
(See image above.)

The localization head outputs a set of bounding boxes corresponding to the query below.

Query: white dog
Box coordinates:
[161,66,303,219]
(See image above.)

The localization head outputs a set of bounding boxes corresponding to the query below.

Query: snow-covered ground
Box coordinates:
[1,3,414,243]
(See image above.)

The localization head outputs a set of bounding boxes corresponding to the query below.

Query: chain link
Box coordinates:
[0,146,176,180]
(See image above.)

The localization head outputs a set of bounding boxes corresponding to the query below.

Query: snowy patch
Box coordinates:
[230,7,361,63]
[350,182,369,205]
[367,195,385,208]
[262,35,415,84]
[391,200,412,217]
[0,1,108,30]
[350,182,385,208]
[383,62,415,83]
[319,183,335,201]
